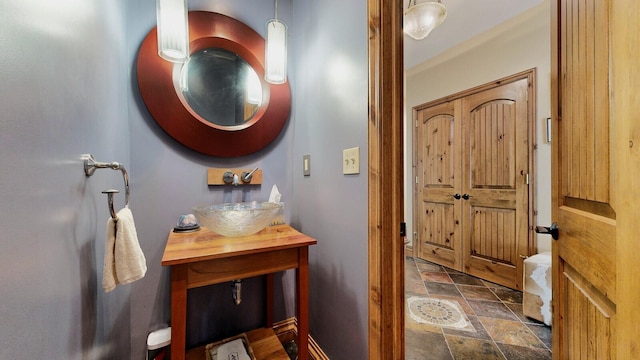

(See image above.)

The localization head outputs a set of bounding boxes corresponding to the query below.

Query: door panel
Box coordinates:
[414,73,533,289]
[552,0,615,358]
[416,101,462,270]
[420,202,459,267]
[470,101,516,189]
[470,206,516,265]
[563,263,614,359]
[462,79,530,290]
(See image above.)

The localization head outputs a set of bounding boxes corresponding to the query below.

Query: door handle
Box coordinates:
[462,193,471,200]
[452,193,461,200]
[535,223,559,240]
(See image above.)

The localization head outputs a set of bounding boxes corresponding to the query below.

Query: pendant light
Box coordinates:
[404,0,447,40]
[265,0,287,84]
[156,0,190,63]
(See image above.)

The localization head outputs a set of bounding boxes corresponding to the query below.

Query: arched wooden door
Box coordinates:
[414,73,533,290]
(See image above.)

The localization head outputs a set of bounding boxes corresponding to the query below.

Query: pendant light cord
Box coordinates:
[275,0,279,21]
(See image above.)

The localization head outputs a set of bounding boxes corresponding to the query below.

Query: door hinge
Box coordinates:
[525,173,530,185]
[415,176,419,184]
[400,222,406,237]
[415,119,418,128]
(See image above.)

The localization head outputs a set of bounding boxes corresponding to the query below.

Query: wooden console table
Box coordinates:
[161,224,317,360]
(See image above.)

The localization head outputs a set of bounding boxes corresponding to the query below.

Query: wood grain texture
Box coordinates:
[245,328,290,360]
[413,72,534,290]
[163,225,316,360]
[186,248,299,288]
[272,318,330,360]
[552,0,618,358]
[185,328,289,360]
[162,225,316,266]
[296,247,309,360]
[416,101,461,270]
[207,168,263,186]
[171,265,188,360]
[462,77,531,290]
[611,0,640,358]
[368,0,405,358]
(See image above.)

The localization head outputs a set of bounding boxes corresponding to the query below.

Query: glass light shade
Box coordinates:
[404,1,447,40]
[156,0,190,63]
[265,19,287,84]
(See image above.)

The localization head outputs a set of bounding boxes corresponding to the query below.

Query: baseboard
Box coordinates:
[272,318,330,360]
[404,244,414,257]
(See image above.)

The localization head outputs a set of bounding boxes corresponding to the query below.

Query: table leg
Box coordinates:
[266,273,274,328]
[171,265,188,360]
[297,247,309,360]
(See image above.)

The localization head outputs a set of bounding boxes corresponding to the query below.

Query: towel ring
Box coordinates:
[83,154,130,221]
[101,189,119,220]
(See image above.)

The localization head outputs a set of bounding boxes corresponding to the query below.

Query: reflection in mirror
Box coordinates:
[180,48,263,127]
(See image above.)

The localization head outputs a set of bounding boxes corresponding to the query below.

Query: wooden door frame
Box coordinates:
[367,0,404,359]
[365,0,640,356]
[610,1,639,358]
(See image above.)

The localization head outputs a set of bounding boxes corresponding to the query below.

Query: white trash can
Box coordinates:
[523,252,552,326]
[147,327,171,360]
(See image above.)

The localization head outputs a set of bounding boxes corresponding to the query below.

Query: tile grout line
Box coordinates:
[426,259,551,357]
[488,284,553,353]
[447,274,509,359]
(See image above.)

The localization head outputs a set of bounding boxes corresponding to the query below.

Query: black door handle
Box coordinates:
[462,194,470,200]
[535,223,559,240]
[452,193,461,200]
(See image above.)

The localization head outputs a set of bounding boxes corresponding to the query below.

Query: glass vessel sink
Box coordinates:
[192,201,283,237]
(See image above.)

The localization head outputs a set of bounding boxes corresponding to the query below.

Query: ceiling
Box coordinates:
[403,0,544,70]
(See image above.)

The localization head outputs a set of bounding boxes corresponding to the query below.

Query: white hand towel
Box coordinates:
[102,207,147,292]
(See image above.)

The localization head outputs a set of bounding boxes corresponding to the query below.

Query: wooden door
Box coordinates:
[414,72,533,289]
[415,101,463,270]
[551,0,616,358]
[461,78,531,290]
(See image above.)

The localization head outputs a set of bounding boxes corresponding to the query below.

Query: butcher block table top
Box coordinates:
[162,224,317,266]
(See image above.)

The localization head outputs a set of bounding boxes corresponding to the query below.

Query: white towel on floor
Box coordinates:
[102,206,147,292]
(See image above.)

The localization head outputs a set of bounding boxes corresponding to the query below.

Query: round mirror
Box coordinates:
[137,11,291,157]
[180,48,263,127]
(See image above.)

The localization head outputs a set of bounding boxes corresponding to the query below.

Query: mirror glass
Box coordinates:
[137,11,291,157]
[180,48,263,127]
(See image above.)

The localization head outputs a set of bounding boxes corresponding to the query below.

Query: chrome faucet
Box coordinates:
[223,168,258,186]
[241,167,259,183]
[222,171,241,186]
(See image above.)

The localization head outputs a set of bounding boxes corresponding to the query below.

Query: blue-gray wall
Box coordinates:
[0,1,132,358]
[291,0,369,358]
[0,0,369,359]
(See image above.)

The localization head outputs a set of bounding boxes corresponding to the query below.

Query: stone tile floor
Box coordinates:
[405,256,552,360]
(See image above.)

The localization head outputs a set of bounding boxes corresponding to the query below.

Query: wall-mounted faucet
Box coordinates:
[241,167,259,183]
[223,171,241,186]
[213,168,262,186]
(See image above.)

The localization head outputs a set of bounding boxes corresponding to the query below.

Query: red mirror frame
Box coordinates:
[137,11,291,157]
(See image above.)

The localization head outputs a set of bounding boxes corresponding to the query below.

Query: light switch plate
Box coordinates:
[303,154,311,176]
[343,147,360,174]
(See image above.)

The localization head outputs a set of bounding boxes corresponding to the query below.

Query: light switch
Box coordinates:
[303,154,311,176]
[343,147,360,174]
